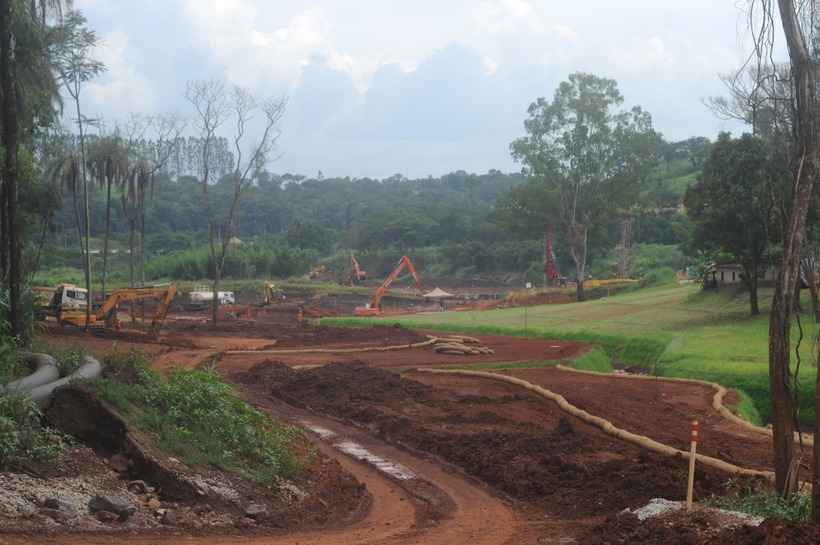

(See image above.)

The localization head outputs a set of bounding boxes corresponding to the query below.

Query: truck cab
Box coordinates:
[50,284,89,315]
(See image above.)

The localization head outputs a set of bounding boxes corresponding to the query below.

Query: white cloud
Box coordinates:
[75,0,751,177]
[552,24,578,42]
[85,31,158,114]
[474,0,545,35]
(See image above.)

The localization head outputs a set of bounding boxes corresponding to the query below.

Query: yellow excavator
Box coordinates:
[262,281,285,305]
[51,284,177,336]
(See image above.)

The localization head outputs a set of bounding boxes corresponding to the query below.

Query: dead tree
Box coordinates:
[186,80,286,325]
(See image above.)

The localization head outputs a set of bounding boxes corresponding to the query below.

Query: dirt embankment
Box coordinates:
[234,362,750,518]
[0,385,369,537]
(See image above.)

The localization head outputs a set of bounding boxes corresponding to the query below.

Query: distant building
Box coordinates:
[704,262,777,287]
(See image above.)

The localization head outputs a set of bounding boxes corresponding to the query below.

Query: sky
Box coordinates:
[73,0,759,179]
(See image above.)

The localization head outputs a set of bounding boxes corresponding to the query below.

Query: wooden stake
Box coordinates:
[686,420,699,509]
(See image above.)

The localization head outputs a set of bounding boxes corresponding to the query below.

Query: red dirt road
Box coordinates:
[1,391,526,545]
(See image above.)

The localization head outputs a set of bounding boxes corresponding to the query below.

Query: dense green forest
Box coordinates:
[38,136,706,286]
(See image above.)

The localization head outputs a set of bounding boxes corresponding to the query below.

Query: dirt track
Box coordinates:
[1,388,525,545]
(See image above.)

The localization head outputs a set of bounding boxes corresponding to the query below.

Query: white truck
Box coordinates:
[189,289,235,306]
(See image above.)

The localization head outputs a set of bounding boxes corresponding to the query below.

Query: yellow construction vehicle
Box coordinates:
[51,284,177,336]
[349,255,367,285]
[262,281,285,305]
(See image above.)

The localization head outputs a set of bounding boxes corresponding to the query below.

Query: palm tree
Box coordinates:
[87,135,128,298]
[121,161,153,287]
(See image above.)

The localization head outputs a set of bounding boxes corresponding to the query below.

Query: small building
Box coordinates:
[704,262,777,288]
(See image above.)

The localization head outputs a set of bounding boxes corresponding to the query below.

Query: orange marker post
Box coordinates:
[686,420,699,509]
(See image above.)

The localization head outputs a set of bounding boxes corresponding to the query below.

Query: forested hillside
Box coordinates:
[39,137,705,286]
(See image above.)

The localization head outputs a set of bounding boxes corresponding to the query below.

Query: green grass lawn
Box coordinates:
[324,284,819,427]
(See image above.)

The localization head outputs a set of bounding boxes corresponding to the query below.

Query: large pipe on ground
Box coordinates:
[2,352,60,392]
[29,355,102,405]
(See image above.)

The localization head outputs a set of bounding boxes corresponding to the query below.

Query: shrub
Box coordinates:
[0,391,62,468]
[94,351,301,483]
[640,267,678,287]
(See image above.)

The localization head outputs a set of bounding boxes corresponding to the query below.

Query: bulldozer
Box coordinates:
[354,255,422,316]
[50,284,177,336]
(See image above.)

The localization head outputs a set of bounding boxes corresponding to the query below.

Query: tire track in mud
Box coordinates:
[0,385,527,545]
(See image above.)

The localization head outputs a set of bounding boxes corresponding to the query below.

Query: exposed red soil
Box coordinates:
[34,384,370,536]
[499,367,794,473]
[216,332,585,372]
[6,376,526,545]
[233,362,751,518]
[580,511,820,545]
[30,314,812,545]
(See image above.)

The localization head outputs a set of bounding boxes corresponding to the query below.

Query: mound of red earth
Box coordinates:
[236,362,749,517]
[580,511,820,545]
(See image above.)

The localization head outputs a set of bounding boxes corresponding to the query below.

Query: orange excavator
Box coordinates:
[354,256,422,316]
[349,255,367,285]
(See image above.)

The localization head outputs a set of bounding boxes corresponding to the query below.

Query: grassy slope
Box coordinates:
[325,284,818,426]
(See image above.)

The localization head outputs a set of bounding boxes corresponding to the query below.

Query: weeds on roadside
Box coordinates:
[0,391,63,469]
[706,481,811,522]
[56,350,83,377]
[92,351,301,483]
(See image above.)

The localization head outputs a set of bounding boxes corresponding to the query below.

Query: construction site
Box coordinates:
[0,261,814,545]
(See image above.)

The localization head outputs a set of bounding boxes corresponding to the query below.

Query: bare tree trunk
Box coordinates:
[745,259,761,316]
[101,177,111,298]
[569,223,588,302]
[32,216,49,274]
[1,0,21,337]
[209,222,220,325]
[211,265,220,325]
[770,0,820,502]
[0,184,6,281]
[808,281,819,323]
[139,200,146,286]
[74,93,92,330]
[128,221,135,287]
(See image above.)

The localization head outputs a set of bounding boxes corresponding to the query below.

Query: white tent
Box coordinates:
[423,287,455,298]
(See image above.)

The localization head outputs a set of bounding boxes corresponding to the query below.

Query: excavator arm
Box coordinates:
[59,284,177,336]
[350,255,366,285]
[363,256,423,314]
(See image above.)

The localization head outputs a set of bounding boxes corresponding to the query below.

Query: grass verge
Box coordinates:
[706,481,811,522]
[91,350,301,483]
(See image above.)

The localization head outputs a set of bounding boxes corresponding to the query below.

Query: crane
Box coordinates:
[51,284,178,337]
[349,255,367,285]
[354,255,422,316]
